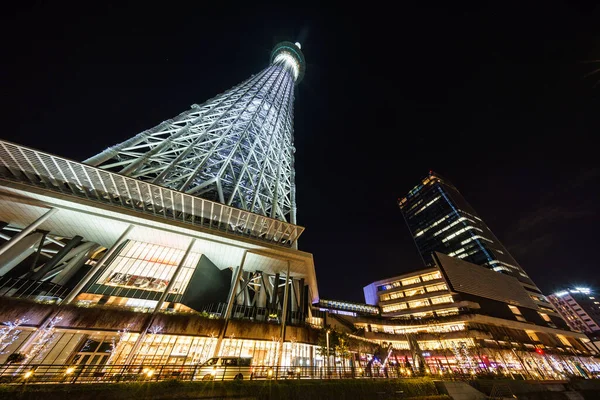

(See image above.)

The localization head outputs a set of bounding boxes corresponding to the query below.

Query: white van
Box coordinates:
[197,356,253,381]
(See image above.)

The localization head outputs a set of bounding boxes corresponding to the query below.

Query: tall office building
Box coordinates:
[548,288,600,334]
[398,171,550,311]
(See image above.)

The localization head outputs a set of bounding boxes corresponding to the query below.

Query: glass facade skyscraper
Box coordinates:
[398,171,541,293]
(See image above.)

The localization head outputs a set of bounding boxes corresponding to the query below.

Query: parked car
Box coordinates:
[197,356,253,380]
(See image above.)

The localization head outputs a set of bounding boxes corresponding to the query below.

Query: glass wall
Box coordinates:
[96,240,201,296]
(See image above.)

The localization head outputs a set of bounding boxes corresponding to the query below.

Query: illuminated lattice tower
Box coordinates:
[85,42,305,224]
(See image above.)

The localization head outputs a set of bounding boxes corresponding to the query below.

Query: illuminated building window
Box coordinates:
[435,308,459,317]
[430,295,453,305]
[409,312,431,318]
[441,226,486,243]
[126,298,158,311]
[425,283,448,293]
[420,272,441,281]
[459,234,492,246]
[432,216,474,237]
[448,247,466,257]
[556,334,571,347]
[412,213,453,238]
[382,303,408,313]
[381,291,404,302]
[508,305,527,322]
[401,277,421,286]
[404,288,426,297]
[526,331,540,342]
[408,299,430,309]
[97,240,201,295]
[383,326,395,334]
[378,280,403,291]
[538,313,551,322]
[389,292,404,300]
[413,196,441,216]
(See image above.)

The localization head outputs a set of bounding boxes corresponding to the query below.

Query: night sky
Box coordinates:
[2,3,599,302]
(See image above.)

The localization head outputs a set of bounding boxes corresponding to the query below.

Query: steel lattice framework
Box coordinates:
[85,42,305,224]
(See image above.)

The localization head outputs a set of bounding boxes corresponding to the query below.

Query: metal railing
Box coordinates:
[0,140,303,247]
[0,277,69,300]
[0,363,411,385]
[200,303,307,326]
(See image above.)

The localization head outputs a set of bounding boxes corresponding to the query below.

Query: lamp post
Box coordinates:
[326,330,330,378]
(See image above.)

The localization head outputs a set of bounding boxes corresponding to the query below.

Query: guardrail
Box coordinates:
[0,363,414,384]
[0,277,69,300]
[0,140,303,247]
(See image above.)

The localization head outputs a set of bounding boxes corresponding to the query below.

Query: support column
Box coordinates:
[29,235,83,280]
[298,278,305,315]
[124,239,196,365]
[271,273,280,309]
[0,208,58,257]
[51,243,99,286]
[29,231,49,272]
[290,278,299,313]
[0,232,45,276]
[276,261,291,367]
[62,225,133,304]
[213,251,248,357]
[257,272,267,309]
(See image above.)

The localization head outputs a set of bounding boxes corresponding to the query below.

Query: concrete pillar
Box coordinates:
[0,232,45,275]
[0,208,58,257]
[223,253,247,320]
[276,261,291,367]
[212,251,248,357]
[257,272,267,309]
[290,278,299,313]
[62,225,133,304]
[271,273,280,309]
[28,231,48,273]
[29,235,83,280]
[298,278,306,315]
[51,242,99,286]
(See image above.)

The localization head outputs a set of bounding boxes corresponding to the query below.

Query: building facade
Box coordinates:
[398,171,553,312]
[356,253,599,378]
[548,288,600,334]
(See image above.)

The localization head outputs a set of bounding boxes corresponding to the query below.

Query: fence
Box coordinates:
[0,363,413,385]
[201,303,306,326]
[0,277,69,300]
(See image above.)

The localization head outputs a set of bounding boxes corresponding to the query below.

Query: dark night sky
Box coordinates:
[2,2,599,302]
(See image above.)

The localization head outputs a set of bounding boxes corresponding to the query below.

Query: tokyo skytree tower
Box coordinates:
[85,42,305,224]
